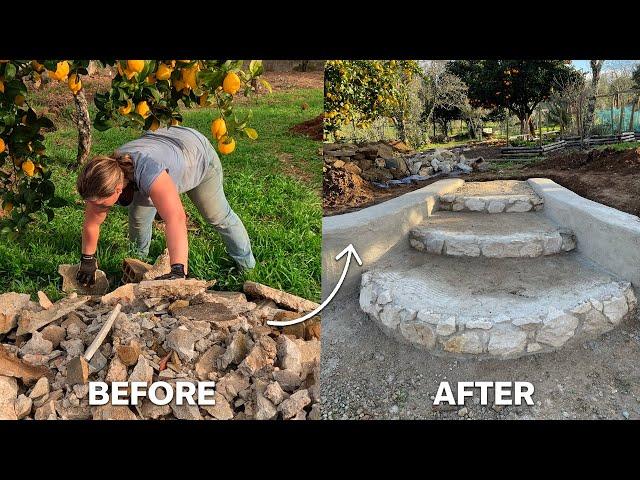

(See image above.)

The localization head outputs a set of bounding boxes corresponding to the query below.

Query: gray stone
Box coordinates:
[277,335,302,374]
[128,355,154,386]
[59,264,109,295]
[582,308,610,335]
[29,377,50,399]
[278,389,311,420]
[41,325,66,349]
[506,201,532,213]
[399,322,436,349]
[488,329,527,357]
[445,238,480,257]
[487,200,506,213]
[203,392,234,420]
[435,316,456,336]
[537,309,578,348]
[443,331,484,354]
[0,292,31,334]
[465,198,485,211]
[165,327,196,362]
[14,394,32,419]
[255,393,277,420]
[21,331,53,356]
[60,338,84,358]
[264,381,288,405]
[602,295,629,325]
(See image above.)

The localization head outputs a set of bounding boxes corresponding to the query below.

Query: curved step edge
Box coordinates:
[360,270,637,359]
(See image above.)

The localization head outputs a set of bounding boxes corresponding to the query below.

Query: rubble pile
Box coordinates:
[323,141,487,185]
[0,253,321,421]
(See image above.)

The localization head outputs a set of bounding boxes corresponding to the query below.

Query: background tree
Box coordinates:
[448,60,582,136]
[583,60,605,137]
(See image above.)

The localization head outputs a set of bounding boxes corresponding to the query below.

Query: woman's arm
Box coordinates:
[82,203,108,255]
[149,170,189,273]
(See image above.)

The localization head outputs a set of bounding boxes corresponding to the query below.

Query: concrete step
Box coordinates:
[439,180,543,213]
[360,253,637,359]
[409,211,576,258]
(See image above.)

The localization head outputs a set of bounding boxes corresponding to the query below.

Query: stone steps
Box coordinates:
[360,253,637,359]
[409,212,576,258]
[439,180,543,213]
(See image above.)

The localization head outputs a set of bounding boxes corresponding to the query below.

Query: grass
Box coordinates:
[595,141,639,152]
[0,88,322,302]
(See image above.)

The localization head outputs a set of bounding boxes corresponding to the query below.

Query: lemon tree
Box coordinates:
[1,59,268,237]
[324,60,422,139]
[93,60,267,155]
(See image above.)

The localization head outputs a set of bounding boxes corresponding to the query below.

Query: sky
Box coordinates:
[572,60,639,73]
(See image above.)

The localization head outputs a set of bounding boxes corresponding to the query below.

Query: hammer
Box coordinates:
[66,304,122,386]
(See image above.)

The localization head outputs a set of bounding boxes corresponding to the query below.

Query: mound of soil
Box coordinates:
[323,168,374,212]
[532,146,640,173]
[290,114,323,141]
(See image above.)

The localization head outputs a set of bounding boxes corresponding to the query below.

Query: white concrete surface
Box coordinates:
[528,178,640,288]
[321,179,464,300]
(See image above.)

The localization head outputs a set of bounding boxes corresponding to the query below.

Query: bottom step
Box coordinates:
[360,253,637,359]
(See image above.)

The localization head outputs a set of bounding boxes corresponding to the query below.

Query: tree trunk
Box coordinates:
[618,94,625,134]
[629,96,638,131]
[528,115,536,137]
[584,60,604,138]
[72,88,92,169]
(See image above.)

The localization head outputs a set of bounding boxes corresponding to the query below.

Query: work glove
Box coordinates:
[155,263,187,280]
[76,253,98,287]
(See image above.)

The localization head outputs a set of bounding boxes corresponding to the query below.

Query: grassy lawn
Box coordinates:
[0,88,322,302]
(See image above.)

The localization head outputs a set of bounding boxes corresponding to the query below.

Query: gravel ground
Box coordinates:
[321,294,640,420]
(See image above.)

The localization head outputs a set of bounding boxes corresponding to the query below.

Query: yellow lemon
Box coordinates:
[211,118,227,140]
[22,160,35,177]
[0,138,5,153]
[172,78,185,92]
[149,118,160,131]
[124,68,137,80]
[118,99,133,115]
[181,65,198,90]
[136,101,151,118]
[170,118,180,126]
[222,72,241,95]
[48,61,70,81]
[127,60,145,73]
[68,74,82,95]
[0,80,4,93]
[156,63,173,81]
[217,136,236,155]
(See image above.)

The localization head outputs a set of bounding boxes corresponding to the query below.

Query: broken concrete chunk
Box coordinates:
[128,355,154,387]
[218,331,250,370]
[101,283,137,307]
[17,295,90,336]
[264,381,288,406]
[277,335,302,374]
[37,291,54,310]
[14,394,32,419]
[60,338,84,358]
[41,325,66,349]
[0,375,18,404]
[59,264,109,295]
[216,371,250,403]
[243,281,319,313]
[239,336,277,378]
[278,389,311,420]
[21,331,53,356]
[29,377,50,399]
[66,356,89,386]
[272,369,302,392]
[195,345,225,380]
[137,279,212,300]
[255,393,277,420]
[34,399,57,420]
[0,344,52,384]
[168,299,190,315]
[88,350,108,374]
[0,293,32,334]
[203,392,234,420]
[165,327,196,363]
[92,404,137,420]
[308,403,320,420]
[105,356,128,383]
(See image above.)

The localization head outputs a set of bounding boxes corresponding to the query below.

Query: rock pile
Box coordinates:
[0,261,321,420]
[323,141,486,184]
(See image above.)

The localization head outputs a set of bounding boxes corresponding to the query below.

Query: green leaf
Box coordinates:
[4,63,16,80]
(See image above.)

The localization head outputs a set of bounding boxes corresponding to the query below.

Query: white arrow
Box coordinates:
[267,244,362,327]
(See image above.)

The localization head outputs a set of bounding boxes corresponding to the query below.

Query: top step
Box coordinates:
[439,180,543,213]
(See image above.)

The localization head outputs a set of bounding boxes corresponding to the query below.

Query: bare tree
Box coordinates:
[583,60,605,137]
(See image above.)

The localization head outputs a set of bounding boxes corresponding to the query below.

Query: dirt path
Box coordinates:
[320,295,640,420]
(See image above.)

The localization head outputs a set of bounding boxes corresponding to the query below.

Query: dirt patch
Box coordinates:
[468,147,640,217]
[323,168,375,212]
[290,114,323,141]
[324,145,640,218]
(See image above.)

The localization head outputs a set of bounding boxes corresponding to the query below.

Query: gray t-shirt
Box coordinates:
[115,126,217,207]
